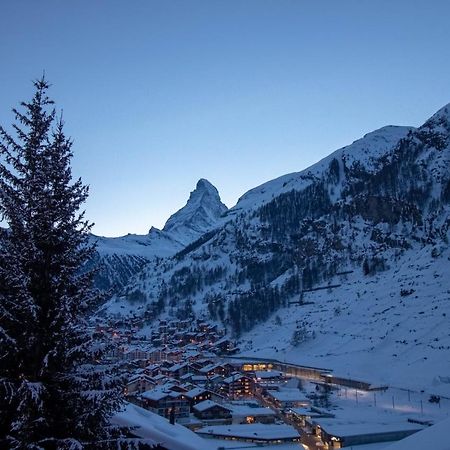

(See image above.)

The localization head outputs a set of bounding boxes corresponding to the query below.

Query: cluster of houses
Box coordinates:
[98,318,436,448]
[125,357,257,424]
[97,318,239,363]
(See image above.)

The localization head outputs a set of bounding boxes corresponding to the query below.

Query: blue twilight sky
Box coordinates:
[1,1,449,237]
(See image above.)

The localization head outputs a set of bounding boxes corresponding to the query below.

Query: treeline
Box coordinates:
[258,182,332,238]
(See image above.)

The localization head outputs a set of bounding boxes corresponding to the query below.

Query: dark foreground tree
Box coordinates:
[0,78,137,449]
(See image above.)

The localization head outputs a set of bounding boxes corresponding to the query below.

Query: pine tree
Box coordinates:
[0,78,126,449]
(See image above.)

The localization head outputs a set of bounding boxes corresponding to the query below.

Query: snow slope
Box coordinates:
[384,416,450,450]
[230,125,413,214]
[112,402,210,450]
[239,242,450,396]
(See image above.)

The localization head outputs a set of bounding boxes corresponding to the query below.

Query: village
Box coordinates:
[93,318,450,450]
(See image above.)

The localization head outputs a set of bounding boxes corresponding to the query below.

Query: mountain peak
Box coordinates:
[162,179,228,245]
[196,178,216,191]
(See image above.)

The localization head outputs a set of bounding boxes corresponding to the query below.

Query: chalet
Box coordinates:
[221,373,253,399]
[140,387,189,420]
[193,400,232,421]
[125,374,156,395]
[147,347,165,362]
[185,332,198,344]
[152,373,169,385]
[167,384,189,393]
[185,387,225,410]
[199,363,234,378]
[208,374,224,389]
[167,362,191,379]
[229,403,276,424]
[165,349,183,362]
[185,387,213,407]
[144,363,161,377]
[191,375,208,386]
[216,363,234,377]
[213,337,237,354]
[123,347,150,362]
[199,363,220,377]
[184,350,201,361]
[197,321,210,333]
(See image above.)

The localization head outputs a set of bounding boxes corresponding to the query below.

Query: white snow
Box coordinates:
[383,416,450,450]
[111,402,210,450]
[196,423,301,440]
[239,242,450,397]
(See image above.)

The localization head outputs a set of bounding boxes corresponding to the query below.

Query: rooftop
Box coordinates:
[194,400,231,413]
[196,423,301,441]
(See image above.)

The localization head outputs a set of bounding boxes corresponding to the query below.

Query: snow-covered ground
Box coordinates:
[112,403,210,450]
[383,416,450,450]
[239,242,450,397]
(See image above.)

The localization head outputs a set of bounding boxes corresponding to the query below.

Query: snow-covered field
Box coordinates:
[239,242,450,397]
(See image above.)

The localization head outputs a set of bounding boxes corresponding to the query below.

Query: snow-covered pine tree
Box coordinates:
[0,78,128,449]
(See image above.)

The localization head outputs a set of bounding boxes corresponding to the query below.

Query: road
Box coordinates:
[254,390,328,450]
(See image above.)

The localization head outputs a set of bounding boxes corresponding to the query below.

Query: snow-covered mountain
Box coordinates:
[231,124,413,214]
[90,178,228,291]
[163,178,228,245]
[103,103,450,394]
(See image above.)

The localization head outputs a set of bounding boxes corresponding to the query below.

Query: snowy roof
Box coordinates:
[192,375,208,381]
[196,423,300,440]
[140,386,184,401]
[127,374,155,384]
[254,370,283,379]
[223,373,250,384]
[228,404,276,417]
[180,372,194,380]
[268,389,309,402]
[112,402,210,450]
[316,417,424,437]
[185,387,209,398]
[141,389,172,401]
[145,363,160,370]
[168,362,189,372]
[194,400,231,413]
[199,363,222,373]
